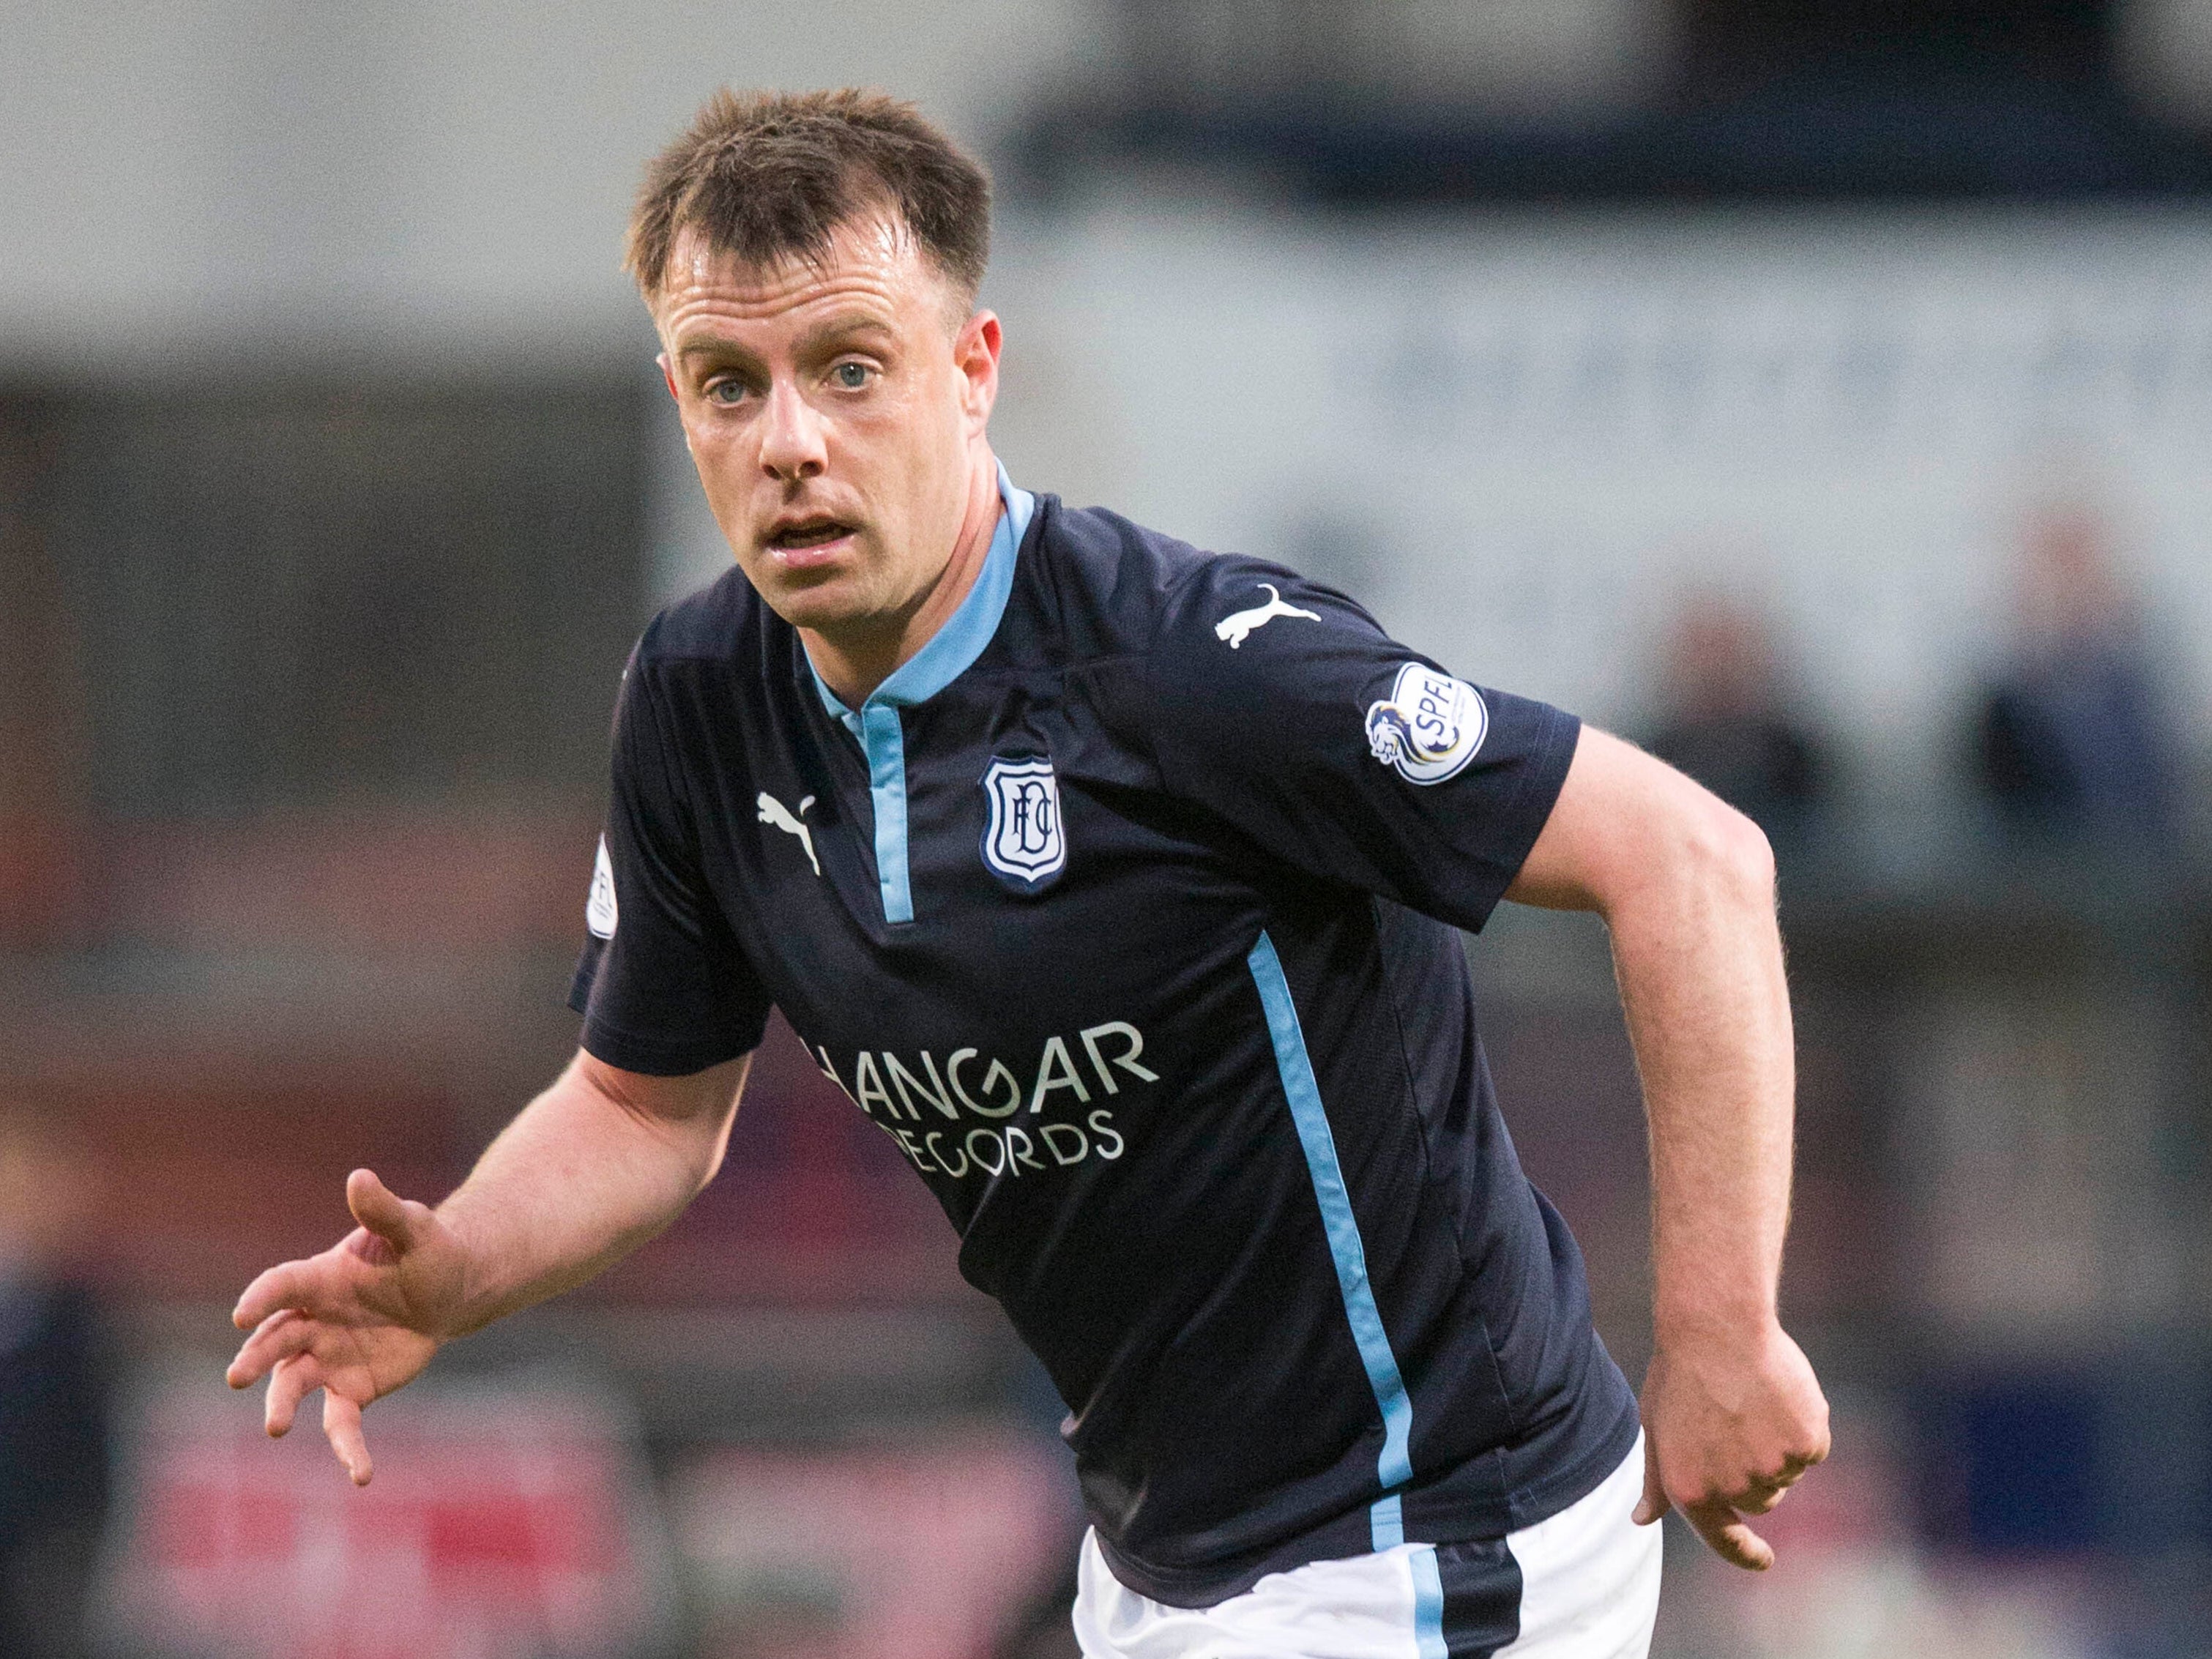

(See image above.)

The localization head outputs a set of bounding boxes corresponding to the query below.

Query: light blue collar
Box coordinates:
[808,462,1033,925]
[810,461,1033,728]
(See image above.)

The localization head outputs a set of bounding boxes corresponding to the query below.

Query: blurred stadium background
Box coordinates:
[4,3,2212,1655]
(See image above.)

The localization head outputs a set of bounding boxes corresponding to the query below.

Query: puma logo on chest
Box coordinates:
[757,791,820,876]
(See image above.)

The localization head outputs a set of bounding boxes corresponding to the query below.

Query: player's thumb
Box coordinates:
[346,1168,421,1252]
[1631,1434,1669,1526]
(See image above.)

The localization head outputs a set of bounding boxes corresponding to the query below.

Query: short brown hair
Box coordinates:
[625,88,992,307]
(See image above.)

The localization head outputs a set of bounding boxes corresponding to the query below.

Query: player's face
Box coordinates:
[652,215,999,641]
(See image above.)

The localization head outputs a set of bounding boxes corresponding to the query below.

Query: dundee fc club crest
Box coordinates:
[980,756,1067,891]
[1364,663,1489,785]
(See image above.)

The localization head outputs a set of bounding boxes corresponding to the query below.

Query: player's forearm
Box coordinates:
[1604,805,1795,1341]
[433,1051,746,1335]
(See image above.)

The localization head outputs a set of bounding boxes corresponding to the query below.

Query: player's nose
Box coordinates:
[758,379,827,483]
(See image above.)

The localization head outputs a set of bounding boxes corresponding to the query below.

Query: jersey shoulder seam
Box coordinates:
[627,656,713,851]
[1024,502,1202,775]
[1133,553,1235,792]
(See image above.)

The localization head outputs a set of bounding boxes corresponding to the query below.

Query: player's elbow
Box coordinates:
[1515,730,1775,920]
[1675,790,1776,917]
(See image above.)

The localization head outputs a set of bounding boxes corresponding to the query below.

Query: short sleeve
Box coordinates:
[1146,558,1580,933]
[567,657,773,1074]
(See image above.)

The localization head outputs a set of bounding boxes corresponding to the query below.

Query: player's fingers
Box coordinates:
[1735,1480,1790,1516]
[1683,1497,1774,1571]
[1631,1433,1669,1526]
[346,1168,421,1255]
[264,1354,321,1439]
[234,1256,349,1331]
[1736,1449,1819,1515]
[323,1388,373,1486]
[227,1310,313,1389]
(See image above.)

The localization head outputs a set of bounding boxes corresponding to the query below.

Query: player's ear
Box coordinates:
[954,310,1001,430]
[657,352,681,405]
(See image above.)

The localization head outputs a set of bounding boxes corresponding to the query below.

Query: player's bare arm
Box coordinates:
[1506,726,1831,1570]
[226,1050,748,1484]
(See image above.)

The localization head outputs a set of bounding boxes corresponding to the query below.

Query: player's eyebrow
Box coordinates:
[792,310,898,358]
[673,334,761,367]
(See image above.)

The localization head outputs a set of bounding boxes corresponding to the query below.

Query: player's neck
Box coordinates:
[802,454,1002,707]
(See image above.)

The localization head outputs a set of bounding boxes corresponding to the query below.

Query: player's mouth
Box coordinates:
[763,516,857,570]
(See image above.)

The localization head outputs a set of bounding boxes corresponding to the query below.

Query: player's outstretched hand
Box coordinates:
[226,1168,467,1487]
[1632,1320,1831,1570]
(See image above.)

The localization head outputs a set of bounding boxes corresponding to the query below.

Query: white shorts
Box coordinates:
[1073,1434,1660,1659]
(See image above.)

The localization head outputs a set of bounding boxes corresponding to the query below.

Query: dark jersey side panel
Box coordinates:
[1364,897,1642,1534]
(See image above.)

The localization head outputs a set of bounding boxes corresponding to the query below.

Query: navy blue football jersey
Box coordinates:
[570,468,1639,1606]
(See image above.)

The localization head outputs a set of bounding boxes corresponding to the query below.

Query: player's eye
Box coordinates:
[831,361,873,391]
[704,378,750,406]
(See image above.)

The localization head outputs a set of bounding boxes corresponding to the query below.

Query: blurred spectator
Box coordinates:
[1973,504,2181,840]
[0,1106,111,1659]
[1645,592,1826,850]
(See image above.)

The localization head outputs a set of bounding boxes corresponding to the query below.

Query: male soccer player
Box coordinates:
[228,89,1828,1657]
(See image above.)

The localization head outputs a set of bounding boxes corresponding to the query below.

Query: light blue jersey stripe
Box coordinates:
[1410,1546,1448,1658]
[812,463,1034,923]
[1246,931,1418,1555]
[860,705,910,920]
[1370,1491,1405,1550]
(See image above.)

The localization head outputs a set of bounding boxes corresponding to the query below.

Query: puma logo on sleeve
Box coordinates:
[1215,584,1322,649]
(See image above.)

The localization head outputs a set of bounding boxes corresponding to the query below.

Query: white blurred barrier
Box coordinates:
[983,207,2212,817]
